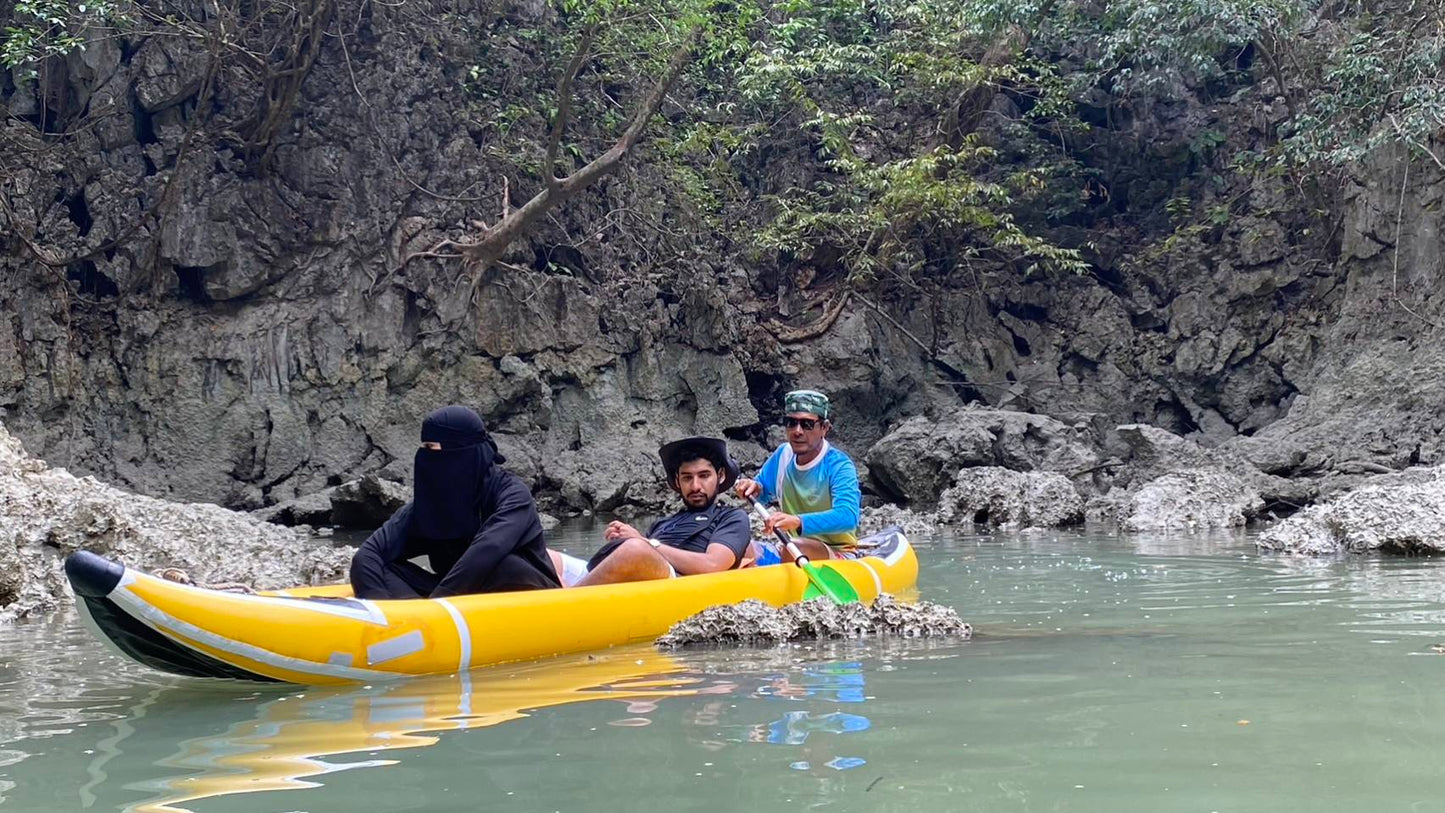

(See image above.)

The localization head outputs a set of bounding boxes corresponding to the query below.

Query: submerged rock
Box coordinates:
[1256,465,1445,554]
[0,423,352,621]
[935,467,1084,528]
[655,595,972,648]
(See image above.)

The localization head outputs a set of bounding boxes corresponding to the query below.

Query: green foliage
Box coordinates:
[2,0,129,77]
[731,0,1092,286]
[1282,11,1445,166]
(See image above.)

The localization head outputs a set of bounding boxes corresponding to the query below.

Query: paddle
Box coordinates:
[746,497,860,604]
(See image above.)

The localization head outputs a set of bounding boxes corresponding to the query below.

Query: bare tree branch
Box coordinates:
[545,22,599,190]
[401,25,702,294]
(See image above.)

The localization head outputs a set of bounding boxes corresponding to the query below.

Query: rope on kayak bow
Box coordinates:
[154,567,257,594]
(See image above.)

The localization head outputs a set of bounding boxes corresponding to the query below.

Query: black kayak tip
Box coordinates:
[64,550,126,598]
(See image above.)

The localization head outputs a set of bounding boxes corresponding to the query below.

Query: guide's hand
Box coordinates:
[734,478,762,500]
[763,512,801,535]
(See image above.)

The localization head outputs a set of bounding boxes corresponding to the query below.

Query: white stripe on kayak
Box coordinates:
[109,584,400,682]
[858,560,884,596]
[124,568,391,626]
[878,534,909,566]
[435,598,471,674]
[367,630,424,666]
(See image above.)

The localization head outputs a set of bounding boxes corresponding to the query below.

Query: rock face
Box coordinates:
[0,423,351,621]
[934,467,1084,528]
[3,0,1444,526]
[1256,466,1445,555]
[329,475,410,528]
[1112,470,1263,531]
[866,410,1100,506]
[252,488,337,527]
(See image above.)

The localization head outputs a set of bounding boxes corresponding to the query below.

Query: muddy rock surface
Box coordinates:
[656,596,972,648]
[0,423,350,621]
[1256,466,1445,555]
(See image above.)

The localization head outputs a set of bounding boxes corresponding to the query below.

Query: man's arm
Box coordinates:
[430,479,541,598]
[653,541,738,575]
[797,453,861,536]
[349,503,414,599]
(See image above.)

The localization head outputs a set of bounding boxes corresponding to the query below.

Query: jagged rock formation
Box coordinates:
[1256,466,1445,555]
[865,410,1100,507]
[655,595,971,648]
[934,467,1084,529]
[0,422,350,621]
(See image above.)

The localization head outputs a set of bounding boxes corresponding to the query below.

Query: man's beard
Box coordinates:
[683,491,715,509]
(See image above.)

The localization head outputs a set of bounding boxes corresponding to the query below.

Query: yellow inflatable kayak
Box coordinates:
[65,530,917,684]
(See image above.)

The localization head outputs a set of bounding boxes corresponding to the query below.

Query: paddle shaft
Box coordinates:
[747,498,813,566]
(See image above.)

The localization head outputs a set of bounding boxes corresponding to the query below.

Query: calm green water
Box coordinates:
[4,524,1445,812]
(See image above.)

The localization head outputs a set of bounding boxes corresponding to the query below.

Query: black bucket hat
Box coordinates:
[658,436,739,493]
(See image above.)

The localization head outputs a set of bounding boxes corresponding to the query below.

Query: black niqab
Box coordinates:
[411,405,504,540]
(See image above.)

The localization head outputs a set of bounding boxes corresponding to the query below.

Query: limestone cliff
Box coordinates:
[3,0,1441,516]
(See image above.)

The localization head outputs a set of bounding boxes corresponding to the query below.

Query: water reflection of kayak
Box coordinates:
[63,530,917,684]
[117,648,704,813]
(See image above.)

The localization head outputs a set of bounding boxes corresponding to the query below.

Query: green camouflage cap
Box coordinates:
[783,389,830,419]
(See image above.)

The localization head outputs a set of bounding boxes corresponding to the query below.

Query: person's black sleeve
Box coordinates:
[429,478,541,598]
[712,509,753,567]
[350,503,414,599]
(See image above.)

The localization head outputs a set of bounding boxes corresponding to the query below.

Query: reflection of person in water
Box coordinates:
[689,659,873,765]
[743,710,871,745]
[757,661,868,704]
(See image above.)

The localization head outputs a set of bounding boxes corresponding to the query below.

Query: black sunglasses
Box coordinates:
[783,417,821,430]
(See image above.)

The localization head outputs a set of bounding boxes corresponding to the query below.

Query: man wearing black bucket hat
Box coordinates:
[550,437,752,587]
[349,405,560,599]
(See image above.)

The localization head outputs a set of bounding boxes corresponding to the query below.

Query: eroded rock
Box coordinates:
[935,467,1084,528]
[330,474,410,529]
[0,423,351,621]
[1115,469,1263,531]
[1256,465,1445,554]
[866,410,1100,505]
[655,596,972,648]
[253,488,336,527]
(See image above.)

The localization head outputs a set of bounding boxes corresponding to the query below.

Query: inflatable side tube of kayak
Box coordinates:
[67,551,282,682]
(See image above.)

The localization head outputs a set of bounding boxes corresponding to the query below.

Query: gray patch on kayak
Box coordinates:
[366,630,424,665]
[655,595,971,648]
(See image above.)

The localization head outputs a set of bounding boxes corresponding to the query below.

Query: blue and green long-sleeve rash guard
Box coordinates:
[756,440,861,548]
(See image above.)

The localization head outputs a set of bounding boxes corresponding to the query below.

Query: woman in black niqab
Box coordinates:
[349,406,560,599]
[411,405,502,540]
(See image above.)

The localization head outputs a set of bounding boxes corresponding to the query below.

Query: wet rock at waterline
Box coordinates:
[866,411,1101,506]
[252,488,337,527]
[329,474,411,528]
[1087,469,1264,531]
[858,504,940,538]
[1256,466,1445,555]
[934,467,1084,528]
[0,423,352,621]
[655,596,972,648]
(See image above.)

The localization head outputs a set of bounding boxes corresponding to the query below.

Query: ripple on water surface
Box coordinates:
[4,528,1445,812]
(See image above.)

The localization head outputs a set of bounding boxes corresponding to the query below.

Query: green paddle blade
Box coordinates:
[802,562,860,604]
